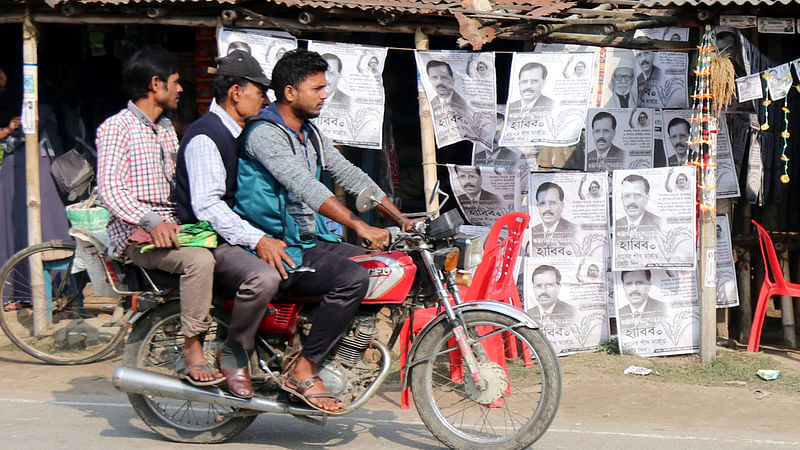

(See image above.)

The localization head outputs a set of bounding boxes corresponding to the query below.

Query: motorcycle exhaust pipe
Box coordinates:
[112,366,322,416]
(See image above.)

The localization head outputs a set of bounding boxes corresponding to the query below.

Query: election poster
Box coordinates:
[585,108,654,171]
[529,172,608,261]
[715,215,740,308]
[216,27,297,100]
[308,41,387,149]
[612,167,697,271]
[634,27,690,42]
[449,165,520,227]
[523,258,609,356]
[634,50,689,109]
[415,51,496,148]
[501,52,594,147]
[614,269,699,357]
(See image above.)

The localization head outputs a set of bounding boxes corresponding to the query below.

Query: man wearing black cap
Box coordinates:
[174,50,284,398]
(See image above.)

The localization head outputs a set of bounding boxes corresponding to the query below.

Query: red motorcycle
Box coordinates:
[112,188,561,450]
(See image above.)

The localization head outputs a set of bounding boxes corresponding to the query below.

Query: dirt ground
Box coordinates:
[2,336,799,440]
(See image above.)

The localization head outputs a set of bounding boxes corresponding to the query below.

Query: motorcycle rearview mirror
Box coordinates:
[356,186,406,225]
[355,186,381,213]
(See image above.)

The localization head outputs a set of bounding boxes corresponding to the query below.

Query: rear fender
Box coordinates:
[400,301,539,394]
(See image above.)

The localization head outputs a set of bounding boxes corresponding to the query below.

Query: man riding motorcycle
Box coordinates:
[234,48,410,413]
[174,51,281,398]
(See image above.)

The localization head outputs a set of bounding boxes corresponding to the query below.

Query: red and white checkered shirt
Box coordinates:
[96,102,179,256]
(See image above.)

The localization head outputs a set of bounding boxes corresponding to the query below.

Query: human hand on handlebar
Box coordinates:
[256,235,295,279]
[403,217,425,232]
[359,225,390,251]
[150,222,182,248]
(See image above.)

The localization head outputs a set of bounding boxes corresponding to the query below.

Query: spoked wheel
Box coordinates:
[124,301,256,443]
[410,310,561,450]
[0,239,126,364]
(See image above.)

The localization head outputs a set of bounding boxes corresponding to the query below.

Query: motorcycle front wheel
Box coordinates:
[124,301,256,443]
[410,310,561,450]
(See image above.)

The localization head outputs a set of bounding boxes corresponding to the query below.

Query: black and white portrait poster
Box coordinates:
[601,49,639,109]
[736,73,763,102]
[216,28,297,99]
[715,215,740,308]
[634,27,690,42]
[308,41,387,149]
[634,50,689,109]
[662,110,741,198]
[523,258,609,356]
[529,172,608,261]
[472,106,535,170]
[614,269,699,357]
[585,108,654,171]
[415,51,496,148]
[448,165,519,227]
[661,110,692,167]
[612,167,697,271]
[715,115,741,199]
[501,52,594,147]
[765,63,793,101]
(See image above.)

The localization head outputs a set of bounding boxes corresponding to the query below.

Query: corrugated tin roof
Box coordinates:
[46,0,573,15]
[638,0,797,6]
[45,0,238,5]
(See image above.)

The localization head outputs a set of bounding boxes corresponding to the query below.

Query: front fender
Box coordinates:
[400,301,539,394]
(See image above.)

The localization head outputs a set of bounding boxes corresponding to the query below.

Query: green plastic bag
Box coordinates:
[139,221,218,253]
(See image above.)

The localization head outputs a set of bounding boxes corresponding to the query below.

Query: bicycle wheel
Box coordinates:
[0,239,127,364]
[125,301,256,443]
[410,310,561,450]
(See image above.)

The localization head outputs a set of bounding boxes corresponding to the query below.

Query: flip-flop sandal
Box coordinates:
[175,357,226,387]
[282,374,347,415]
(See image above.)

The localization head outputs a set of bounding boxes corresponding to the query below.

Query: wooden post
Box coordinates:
[779,247,796,348]
[415,28,439,216]
[698,118,718,363]
[22,9,45,335]
[736,246,752,344]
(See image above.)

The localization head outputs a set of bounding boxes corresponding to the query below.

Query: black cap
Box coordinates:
[210,50,270,88]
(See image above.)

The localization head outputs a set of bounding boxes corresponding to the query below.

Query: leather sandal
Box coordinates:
[282,374,346,415]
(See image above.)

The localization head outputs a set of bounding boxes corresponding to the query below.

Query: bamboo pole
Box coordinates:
[22,9,46,336]
[415,28,439,216]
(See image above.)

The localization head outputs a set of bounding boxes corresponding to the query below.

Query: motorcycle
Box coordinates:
[112,186,561,450]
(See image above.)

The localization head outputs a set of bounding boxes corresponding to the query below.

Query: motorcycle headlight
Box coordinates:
[454,234,485,270]
[433,248,460,272]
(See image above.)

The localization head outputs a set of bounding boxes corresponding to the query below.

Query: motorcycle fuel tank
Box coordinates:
[352,251,416,304]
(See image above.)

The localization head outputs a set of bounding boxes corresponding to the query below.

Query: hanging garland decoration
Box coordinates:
[780,101,791,183]
[760,72,771,131]
[688,25,716,218]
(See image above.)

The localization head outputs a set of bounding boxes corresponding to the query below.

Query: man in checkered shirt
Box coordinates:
[96,48,222,386]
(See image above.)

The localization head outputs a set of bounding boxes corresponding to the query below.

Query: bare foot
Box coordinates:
[184,335,223,383]
[287,356,343,412]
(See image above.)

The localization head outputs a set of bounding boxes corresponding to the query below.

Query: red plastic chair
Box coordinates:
[746,220,800,352]
[464,212,531,361]
[397,212,530,408]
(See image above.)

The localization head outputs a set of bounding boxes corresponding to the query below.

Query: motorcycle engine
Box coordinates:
[317,316,381,400]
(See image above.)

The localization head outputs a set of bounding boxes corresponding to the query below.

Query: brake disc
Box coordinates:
[464,361,509,405]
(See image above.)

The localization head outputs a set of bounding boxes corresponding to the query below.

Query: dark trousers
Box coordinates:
[212,243,281,351]
[281,241,370,365]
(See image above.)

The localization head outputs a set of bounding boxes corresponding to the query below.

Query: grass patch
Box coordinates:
[648,348,800,392]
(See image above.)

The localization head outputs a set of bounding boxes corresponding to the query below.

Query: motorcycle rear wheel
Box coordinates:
[410,310,561,450]
[124,301,256,443]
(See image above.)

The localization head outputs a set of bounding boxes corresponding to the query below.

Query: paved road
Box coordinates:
[2,350,800,449]
[3,384,800,449]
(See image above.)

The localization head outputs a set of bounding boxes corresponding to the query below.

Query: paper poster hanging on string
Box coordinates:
[216,27,297,100]
[500,52,594,147]
[585,108,654,171]
[308,41,387,149]
[415,51,496,149]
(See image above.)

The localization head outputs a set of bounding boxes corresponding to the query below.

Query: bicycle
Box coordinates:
[0,227,148,364]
